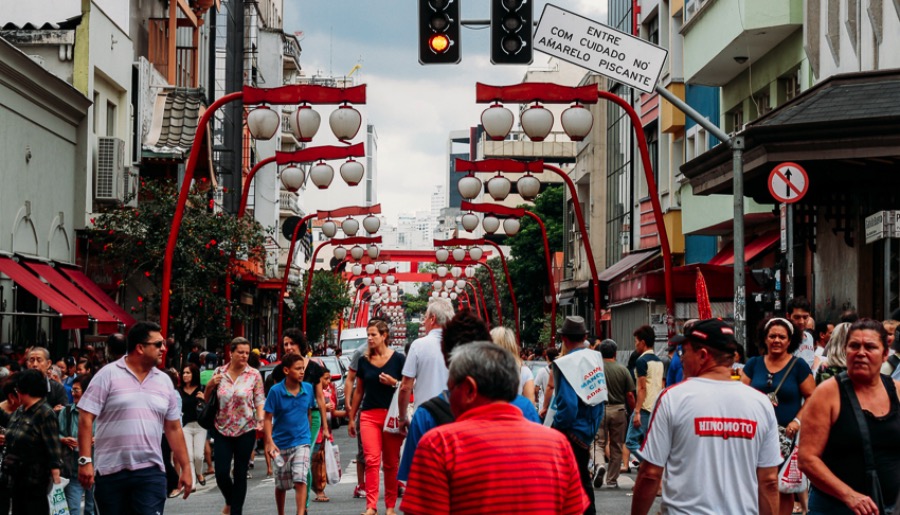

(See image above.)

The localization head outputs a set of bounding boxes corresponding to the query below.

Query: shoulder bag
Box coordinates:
[837,372,886,514]
[198,382,220,431]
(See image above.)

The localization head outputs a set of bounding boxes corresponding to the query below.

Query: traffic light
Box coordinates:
[490,0,533,65]
[418,0,461,65]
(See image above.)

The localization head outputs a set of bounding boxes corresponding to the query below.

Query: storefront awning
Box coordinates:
[598,249,659,283]
[708,230,780,266]
[23,262,121,333]
[0,257,88,329]
[609,264,762,305]
[57,267,136,329]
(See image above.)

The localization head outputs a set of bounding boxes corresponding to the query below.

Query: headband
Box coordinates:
[765,317,794,336]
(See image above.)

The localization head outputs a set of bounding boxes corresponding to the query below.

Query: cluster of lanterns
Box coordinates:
[431,264,477,301]
[457,172,541,202]
[480,101,593,142]
[434,246,484,263]
[247,103,365,192]
[456,210,521,236]
[380,304,405,326]
[323,215,381,261]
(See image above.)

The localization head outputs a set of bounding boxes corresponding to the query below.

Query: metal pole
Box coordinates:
[524,210,557,348]
[786,203,794,302]
[732,137,746,346]
[885,238,891,318]
[278,213,316,357]
[479,263,503,325]
[484,240,521,345]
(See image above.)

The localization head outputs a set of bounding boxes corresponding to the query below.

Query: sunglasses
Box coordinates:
[142,340,165,348]
[766,372,774,388]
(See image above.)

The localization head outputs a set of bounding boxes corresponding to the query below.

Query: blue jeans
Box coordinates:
[65,478,95,515]
[94,466,166,515]
[624,409,651,460]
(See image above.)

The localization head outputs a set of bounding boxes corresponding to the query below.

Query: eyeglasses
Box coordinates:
[766,373,774,388]
[142,340,165,348]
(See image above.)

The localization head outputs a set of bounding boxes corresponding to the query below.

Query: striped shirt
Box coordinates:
[401,402,589,515]
[78,357,180,476]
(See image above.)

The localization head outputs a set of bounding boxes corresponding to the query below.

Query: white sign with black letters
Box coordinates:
[533,4,668,93]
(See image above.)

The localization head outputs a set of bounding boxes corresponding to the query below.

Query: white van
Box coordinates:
[340,327,368,354]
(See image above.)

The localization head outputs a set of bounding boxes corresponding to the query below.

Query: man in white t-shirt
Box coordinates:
[397,298,455,431]
[787,297,816,368]
[631,319,781,515]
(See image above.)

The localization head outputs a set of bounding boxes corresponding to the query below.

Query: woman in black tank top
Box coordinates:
[799,319,900,515]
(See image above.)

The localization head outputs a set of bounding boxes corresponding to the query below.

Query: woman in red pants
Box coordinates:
[347,320,406,515]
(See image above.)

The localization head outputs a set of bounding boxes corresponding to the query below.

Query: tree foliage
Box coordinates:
[91,180,266,345]
[507,185,564,348]
[286,269,352,346]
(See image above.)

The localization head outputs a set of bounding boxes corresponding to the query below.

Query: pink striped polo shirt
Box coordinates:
[78,357,181,475]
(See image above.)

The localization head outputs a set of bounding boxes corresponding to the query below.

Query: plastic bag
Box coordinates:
[49,477,70,515]
[778,445,807,494]
[324,439,341,485]
[383,388,402,434]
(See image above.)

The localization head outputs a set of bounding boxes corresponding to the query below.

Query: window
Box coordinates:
[647,16,660,45]
[606,86,634,263]
[92,92,100,134]
[106,101,117,137]
[730,108,744,133]
[782,72,800,101]
[754,91,772,117]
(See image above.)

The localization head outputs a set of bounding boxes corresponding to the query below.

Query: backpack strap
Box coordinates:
[420,397,455,427]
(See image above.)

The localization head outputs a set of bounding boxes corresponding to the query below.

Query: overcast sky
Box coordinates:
[283,1,607,223]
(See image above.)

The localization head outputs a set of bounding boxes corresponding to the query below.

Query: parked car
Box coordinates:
[339,327,368,354]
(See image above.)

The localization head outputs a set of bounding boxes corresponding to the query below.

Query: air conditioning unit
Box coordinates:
[95,137,125,202]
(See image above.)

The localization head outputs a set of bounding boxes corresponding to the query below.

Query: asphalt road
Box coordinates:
[164,428,659,514]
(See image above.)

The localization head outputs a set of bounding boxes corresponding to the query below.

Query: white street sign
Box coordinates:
[891,211,900,239]
[865,211,890,244]
[768,162,808,204]
[533,4,668,93]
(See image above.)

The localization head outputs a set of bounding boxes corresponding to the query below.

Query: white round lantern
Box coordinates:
[561,103,594,142]
[378,263,390,274]
[342,218,360,236]
[436,248,450,263]
[431,291,439,298]
[367,245,380,259]
[450,267,461,278]
[437,266,448,277]
[280,166,305,192]
[386,275,396,284]
[444,279,454,289]
[374,276,384,285]
[362,277,372,286]
[487,175,512,201]
[333,246,347,260]
[369,285,377,294]
[247,106,279,140]
[321,220,338,238]
[516,174,541,201]
[456,279,467,289]
[458,175,483,200]
[350,246,365,260]
[340,159,365,186]
[483,215,500,234]
[481,103,514,141]
[452,248,466,261]
[469,247,484,261]
[352,264,362,275]
[433,280,442,290]
[440,291,449,299]
[365,264,377,275]
[329,104,362,141]
[291,104,320,142]
[465,266,476,278]
[309,161,334,189]
[450,292,458,300]
[363,215,381,234]
[390,285,399,293]
[503,218,521,236]
[521,104,554,142]
[461,212,479,232]
[379,285,388,294]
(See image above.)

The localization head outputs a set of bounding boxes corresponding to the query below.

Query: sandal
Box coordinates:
[313,495,330,502]
[168,488,184,499]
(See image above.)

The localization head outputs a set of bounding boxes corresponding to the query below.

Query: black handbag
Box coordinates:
[838,372,886,514]
[197,386,219,431]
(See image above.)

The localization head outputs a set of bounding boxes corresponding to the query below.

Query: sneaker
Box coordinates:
[246,471,252,479]
[592,465,606,489]
[629,458,640,470]
[353,485,365,498]
[606,482,619,489]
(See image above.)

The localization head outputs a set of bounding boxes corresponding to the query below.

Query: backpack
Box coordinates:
[420,396,455,427]
[889,353,900,380]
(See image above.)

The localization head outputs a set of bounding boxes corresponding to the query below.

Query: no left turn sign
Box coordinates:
[768,162,808,204]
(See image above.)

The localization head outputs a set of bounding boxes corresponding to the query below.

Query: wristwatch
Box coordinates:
[77,456,92,466]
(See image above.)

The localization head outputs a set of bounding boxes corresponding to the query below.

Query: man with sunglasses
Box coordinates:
[77,321,192,514]
[631,319,782,515]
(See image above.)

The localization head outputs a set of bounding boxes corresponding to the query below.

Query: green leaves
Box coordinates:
[285,270,352,345]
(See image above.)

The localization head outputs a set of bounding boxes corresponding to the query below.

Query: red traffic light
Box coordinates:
[429,33,451,54]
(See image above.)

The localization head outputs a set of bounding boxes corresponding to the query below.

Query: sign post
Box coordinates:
[768,162,808,303]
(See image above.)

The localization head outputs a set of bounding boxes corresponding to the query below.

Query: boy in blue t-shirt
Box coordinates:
[264,353,315,515]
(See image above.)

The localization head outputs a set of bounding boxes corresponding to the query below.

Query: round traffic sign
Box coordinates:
[768,162,808,204]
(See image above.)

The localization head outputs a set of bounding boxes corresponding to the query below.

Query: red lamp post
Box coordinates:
[160,84,367,347]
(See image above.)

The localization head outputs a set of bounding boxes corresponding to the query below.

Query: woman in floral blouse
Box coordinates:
[205,338,265,515]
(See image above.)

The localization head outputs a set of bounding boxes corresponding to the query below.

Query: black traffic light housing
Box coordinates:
[490,0,533,65]
[418,0,461,65]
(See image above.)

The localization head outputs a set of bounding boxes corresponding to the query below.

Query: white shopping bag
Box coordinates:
[49,477,70,515]
[324,439,341,485]
[383,388,403,434]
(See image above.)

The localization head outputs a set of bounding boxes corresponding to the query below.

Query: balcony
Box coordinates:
[279,190,300,216]
[681,0,802,86]
[283,35,301,72]
[480,130,577,163]
[148,18,199,87]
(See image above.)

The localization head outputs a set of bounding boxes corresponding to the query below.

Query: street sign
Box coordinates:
[865,211,889,244]
[533,4,668,94]
[768,162,808,204]
[891,211,900,238]
[780,204,787,252]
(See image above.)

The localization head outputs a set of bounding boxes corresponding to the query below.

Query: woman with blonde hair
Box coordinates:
[490,326,535,403]
[816,322,851,384]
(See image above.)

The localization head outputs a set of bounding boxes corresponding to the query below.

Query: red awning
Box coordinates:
[708,230,780,266]
[0,257,89,329]
[57,268,136,329]
[23,262,121,333]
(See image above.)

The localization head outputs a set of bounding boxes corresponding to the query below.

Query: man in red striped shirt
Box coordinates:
[401,341,589,515]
